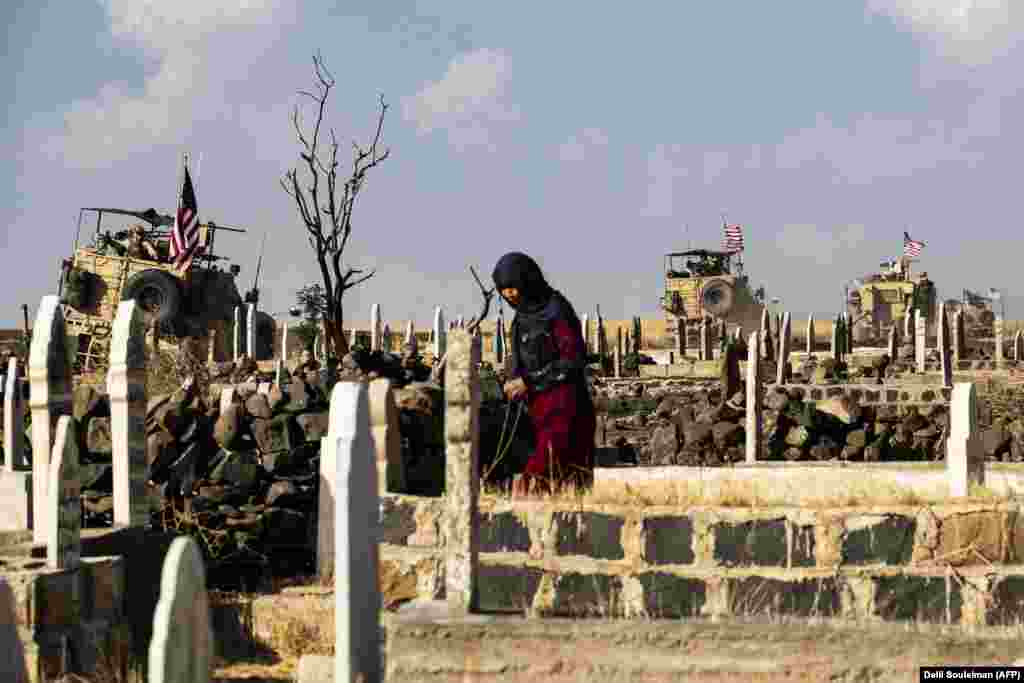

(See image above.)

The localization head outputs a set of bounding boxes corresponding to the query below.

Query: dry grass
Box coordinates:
[482,475,1020,509]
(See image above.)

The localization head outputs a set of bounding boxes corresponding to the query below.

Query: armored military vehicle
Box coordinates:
[58,207,274,371]
[846,256,936,343]
[660,249,766,344]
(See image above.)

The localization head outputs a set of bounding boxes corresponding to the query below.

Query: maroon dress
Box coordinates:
[518,318,596,485]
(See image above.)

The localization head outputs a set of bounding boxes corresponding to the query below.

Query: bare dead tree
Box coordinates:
[281,52,390,359]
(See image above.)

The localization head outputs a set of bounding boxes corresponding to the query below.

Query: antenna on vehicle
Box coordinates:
[245,232,267,305]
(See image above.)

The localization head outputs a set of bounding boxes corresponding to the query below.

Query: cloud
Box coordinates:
[402,48,520,151]
[557,127,608,162]
[41,1,288,168]
[866,0,1020,63]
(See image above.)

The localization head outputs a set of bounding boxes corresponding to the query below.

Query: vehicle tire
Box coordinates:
[121,269,182,329]
[254,311,275,360]
[701,279,735,317]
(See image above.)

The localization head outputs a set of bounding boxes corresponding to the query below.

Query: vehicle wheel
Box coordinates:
[254,311,276,360]
[121,269,182,329]
[701,279,735,317]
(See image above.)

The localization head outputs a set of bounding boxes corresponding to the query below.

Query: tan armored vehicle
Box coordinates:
[58,207,273,370]
[846,256,936,343]
[660,249,766,343]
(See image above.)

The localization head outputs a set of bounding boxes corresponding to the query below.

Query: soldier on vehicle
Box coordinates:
[122,224,160,261]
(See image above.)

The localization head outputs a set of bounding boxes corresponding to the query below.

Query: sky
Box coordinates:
[3,1,1023,329]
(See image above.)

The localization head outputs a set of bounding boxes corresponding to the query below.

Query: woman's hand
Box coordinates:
[503,377,528,401]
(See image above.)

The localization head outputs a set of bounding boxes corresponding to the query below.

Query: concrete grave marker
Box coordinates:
[0,577,29,683]
[369,379,404,494]
[952,310,964,362]
[445,330,481,614]
[330,382,383,683]
[615,328,623,377]
[937,303,951,387]
[4,357,24,471]
[433,306,446,359]
[581,314,590,353]
[246,303,257,360]
[776,312,791,385]
[947,383,984,497]
[233,305,242,361]
[148,536,213,683]
[1015,330,1024,362]
[916,314,927,373]
[47,415,80,570]
[806,315,814,354]
[281,320,289,361]
[745,332,763,464]
[29,295,73,544]
[995,315,1005,368]
[108,300,151,527]
[371,303,382,352]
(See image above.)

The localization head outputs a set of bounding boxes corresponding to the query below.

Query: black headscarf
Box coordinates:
[492,252,585,376]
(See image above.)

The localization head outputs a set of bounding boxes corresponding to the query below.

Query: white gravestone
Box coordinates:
[330,382,383,683]
[746,333,762,464]
[947,383,984,498]
[233,306,242,362]
[47,416,81,571]
[4,357,25,471]
[433,306,446,360]
[370,303,382,352]
[29,295,72,544]
[148,536,213,683]
[108,300,151,527]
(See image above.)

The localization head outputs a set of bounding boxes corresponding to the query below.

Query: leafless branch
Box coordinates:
[466,266,495,333]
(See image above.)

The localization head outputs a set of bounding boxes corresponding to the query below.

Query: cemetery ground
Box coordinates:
[7,302,1024,681]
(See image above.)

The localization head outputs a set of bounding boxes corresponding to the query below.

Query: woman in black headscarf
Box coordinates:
[492,252,595,493]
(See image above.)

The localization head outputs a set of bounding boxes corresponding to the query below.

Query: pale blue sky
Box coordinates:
[3,1,1022,328]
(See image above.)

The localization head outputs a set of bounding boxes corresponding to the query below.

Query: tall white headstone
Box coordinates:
[46,416,81,571]
[947,383,984,497]
[233,305,242,362]
[246,303,257,360]
[281,320,289,361]
[148,537,213,683]
[108,300,151,527]
[433,306,446,359]
[745,332,763,464]
[776,312,792,385]
[28,295,72,545]
[370,303,382,352]
[330,382,383,682]
[581,314,590,353]
[3,358,24,472]
[806,315,815,354]
[916,314,927,373]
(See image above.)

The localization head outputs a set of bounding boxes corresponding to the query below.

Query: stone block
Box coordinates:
[935,511,1010,565]
[637,573,706,618]
[791,524,816,568]
[729,577,839,617]
[643,516,695,565]
[479,512,531,553]
[379,497,417,546]
[79,556,125,621]
[477,564,543,613]
[987,576,1024,626]
[553,512,624,560]
[873,575,959,623]
[713,519,787,567]
[550,573,621,617]
[842,516,916,565]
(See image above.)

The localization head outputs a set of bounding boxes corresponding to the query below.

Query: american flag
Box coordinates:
[170,164,201,271]
[722,224,744,253]
[903,231,925,259]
